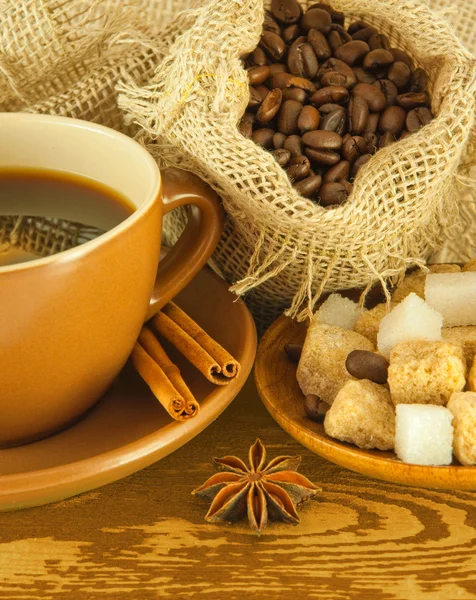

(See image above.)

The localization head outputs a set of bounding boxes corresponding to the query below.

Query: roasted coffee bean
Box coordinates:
[269,71,293,89]
[310,3,345,25]
[282,87,308,103]
[320,108,346,134]
[379,130,396,147]
[352,83,386,112]
[252,128,275,148]
[284,134,304,156]
[255,84,271,101]
[278,99,303,134]
[241,111,256,125]
[410,67,429,93]
[247,65,271,85]
[305,147,341,165]
[260,31,287,61]
[363,131,379,153]
[351,153,372,177]
[347,20,369,35]
[298,105,321,132]
[284,343,303,362]
[365,112,380,133]
[388,61,411,90]
[389,48,413,69]
[345,350,389,384]
[248,86,264,110]
[334,40,370,66]
[304,394,329,422]
[295,174,323,197]
[288,42,319,78]
[238,119,253,139]
[320,70,349,87]
[342,135,367,163]
[323,160,350,182]
[319,58,357,88]
[341,180,353,195]
[379,106,406,135]
[311,85,349,106]
[351,26,378,42]
[301,8,332,34]
[308,28,332,60]
[287,37,306,75]
[257,88,283,123]
[319,102,346,114]
[271,0,302,24]
[288,76,317,93]
[351,96,369,134]
[373,79,398,106]
[327,27,352,52]
[287,155,311,180]
[283,24,302,43]
[396,92,429,109]
[302,129,343,150]
[363,49,394,70]
[272,148,292,166]
[268,63,288,75]
[249,47,268,66]
[406,107,433,132]
[273,132,287,149]
[263,11,282,35]
[318,182,349,206]
[353,67,377,84]
[368,33,390,51]
[400,131,412,139]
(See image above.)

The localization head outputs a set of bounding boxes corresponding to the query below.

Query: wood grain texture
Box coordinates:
[1,377,476,600]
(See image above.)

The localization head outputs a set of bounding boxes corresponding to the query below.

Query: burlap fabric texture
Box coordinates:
[1,0,475,329]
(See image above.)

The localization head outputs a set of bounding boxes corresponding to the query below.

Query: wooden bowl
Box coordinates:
[255,314,476,491]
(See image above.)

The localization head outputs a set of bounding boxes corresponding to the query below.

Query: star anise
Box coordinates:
[192,439,319,533]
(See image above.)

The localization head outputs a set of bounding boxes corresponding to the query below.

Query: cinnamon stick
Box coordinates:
[138,327,199,417]
[131,341,199,421]
[152,303,240,385]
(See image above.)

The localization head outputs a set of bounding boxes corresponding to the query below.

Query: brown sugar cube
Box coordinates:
[388,340,466,406]
[324,380,395,450]
[462,259,476,272]
[391,264,460,303]
[297,322,374,405]
[447,392,476,465]
[442,326,476,366]
[428,264,461,274]
[354,302,395,345]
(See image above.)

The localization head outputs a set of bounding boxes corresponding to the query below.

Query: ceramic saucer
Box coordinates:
[255,315,476,491]
[0,266,256,511]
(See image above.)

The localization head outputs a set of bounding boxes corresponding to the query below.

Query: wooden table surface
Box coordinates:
[1,375,476,600]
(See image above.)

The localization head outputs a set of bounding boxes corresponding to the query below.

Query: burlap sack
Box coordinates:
[118,0,476,327]
[1,0,475,329]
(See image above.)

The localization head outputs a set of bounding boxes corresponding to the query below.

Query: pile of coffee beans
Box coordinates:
[240,0,433,207]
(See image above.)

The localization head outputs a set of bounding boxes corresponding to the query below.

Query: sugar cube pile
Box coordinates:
[377,293,443,358]
[425,272,476,327]
[395,405,454,466]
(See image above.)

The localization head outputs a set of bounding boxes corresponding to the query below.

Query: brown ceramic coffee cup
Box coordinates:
[0,113,224,447]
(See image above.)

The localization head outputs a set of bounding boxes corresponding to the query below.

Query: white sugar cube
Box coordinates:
[395,405,454,465]
[377,293,443,358]
[425,272,476,327]
[315,294,361,330]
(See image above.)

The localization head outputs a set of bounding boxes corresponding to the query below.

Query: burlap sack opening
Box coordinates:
[118,0,476,329]
[1,0,475,330]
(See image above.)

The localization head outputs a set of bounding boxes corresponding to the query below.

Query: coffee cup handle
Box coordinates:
[145,168,224,320]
